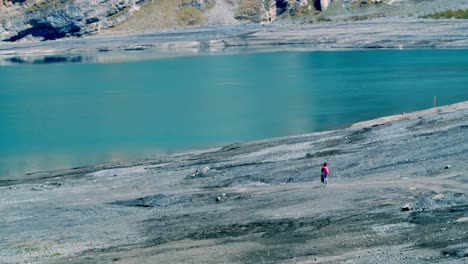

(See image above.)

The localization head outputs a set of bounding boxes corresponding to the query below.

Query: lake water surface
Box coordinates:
[1,49,468,178]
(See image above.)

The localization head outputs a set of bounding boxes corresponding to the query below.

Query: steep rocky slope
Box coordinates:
[1,0,468,42]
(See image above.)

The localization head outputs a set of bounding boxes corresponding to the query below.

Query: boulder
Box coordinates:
[401,203,412,211]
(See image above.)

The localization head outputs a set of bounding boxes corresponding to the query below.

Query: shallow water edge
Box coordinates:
[1,100,466,185]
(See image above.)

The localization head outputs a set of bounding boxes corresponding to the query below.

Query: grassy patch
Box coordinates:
[322,0,347,16]
[177,6,203,26]
[316,14,331,22]
[291,3,319,18]
[234,0,263,23]
[420,9,468,19]
[347,12,385,21]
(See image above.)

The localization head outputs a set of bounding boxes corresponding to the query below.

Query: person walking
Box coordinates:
[321,162,329,187]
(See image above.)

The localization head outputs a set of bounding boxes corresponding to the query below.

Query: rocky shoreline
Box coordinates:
[1,18,468,65]
[0,102,467,263]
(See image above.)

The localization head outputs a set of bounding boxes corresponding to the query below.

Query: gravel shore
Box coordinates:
[1,18,468,65]
[1,102,467,263]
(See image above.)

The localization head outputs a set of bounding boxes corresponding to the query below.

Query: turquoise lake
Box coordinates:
[1,49,468,179]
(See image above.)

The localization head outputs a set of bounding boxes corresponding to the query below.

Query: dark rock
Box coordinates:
[401,205,411,211]
[221,143,241,151]
[85,17,100,24]
[124,45,148,51]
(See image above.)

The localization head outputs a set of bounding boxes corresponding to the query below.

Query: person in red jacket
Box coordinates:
[321,162,329,187]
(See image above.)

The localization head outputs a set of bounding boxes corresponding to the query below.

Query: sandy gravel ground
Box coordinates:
[0,102,467,263]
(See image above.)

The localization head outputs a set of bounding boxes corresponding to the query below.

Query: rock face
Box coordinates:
[0,0,146,41]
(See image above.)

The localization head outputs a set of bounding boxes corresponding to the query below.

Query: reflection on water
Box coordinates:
[1,49,468,179]
[0,43,353,66]
[0,48,227,66]
[0,51,192,66]
[6,56,86,65]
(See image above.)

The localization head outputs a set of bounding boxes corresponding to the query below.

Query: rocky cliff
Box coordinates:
[1,0,467,42]
[0,0,150,41]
